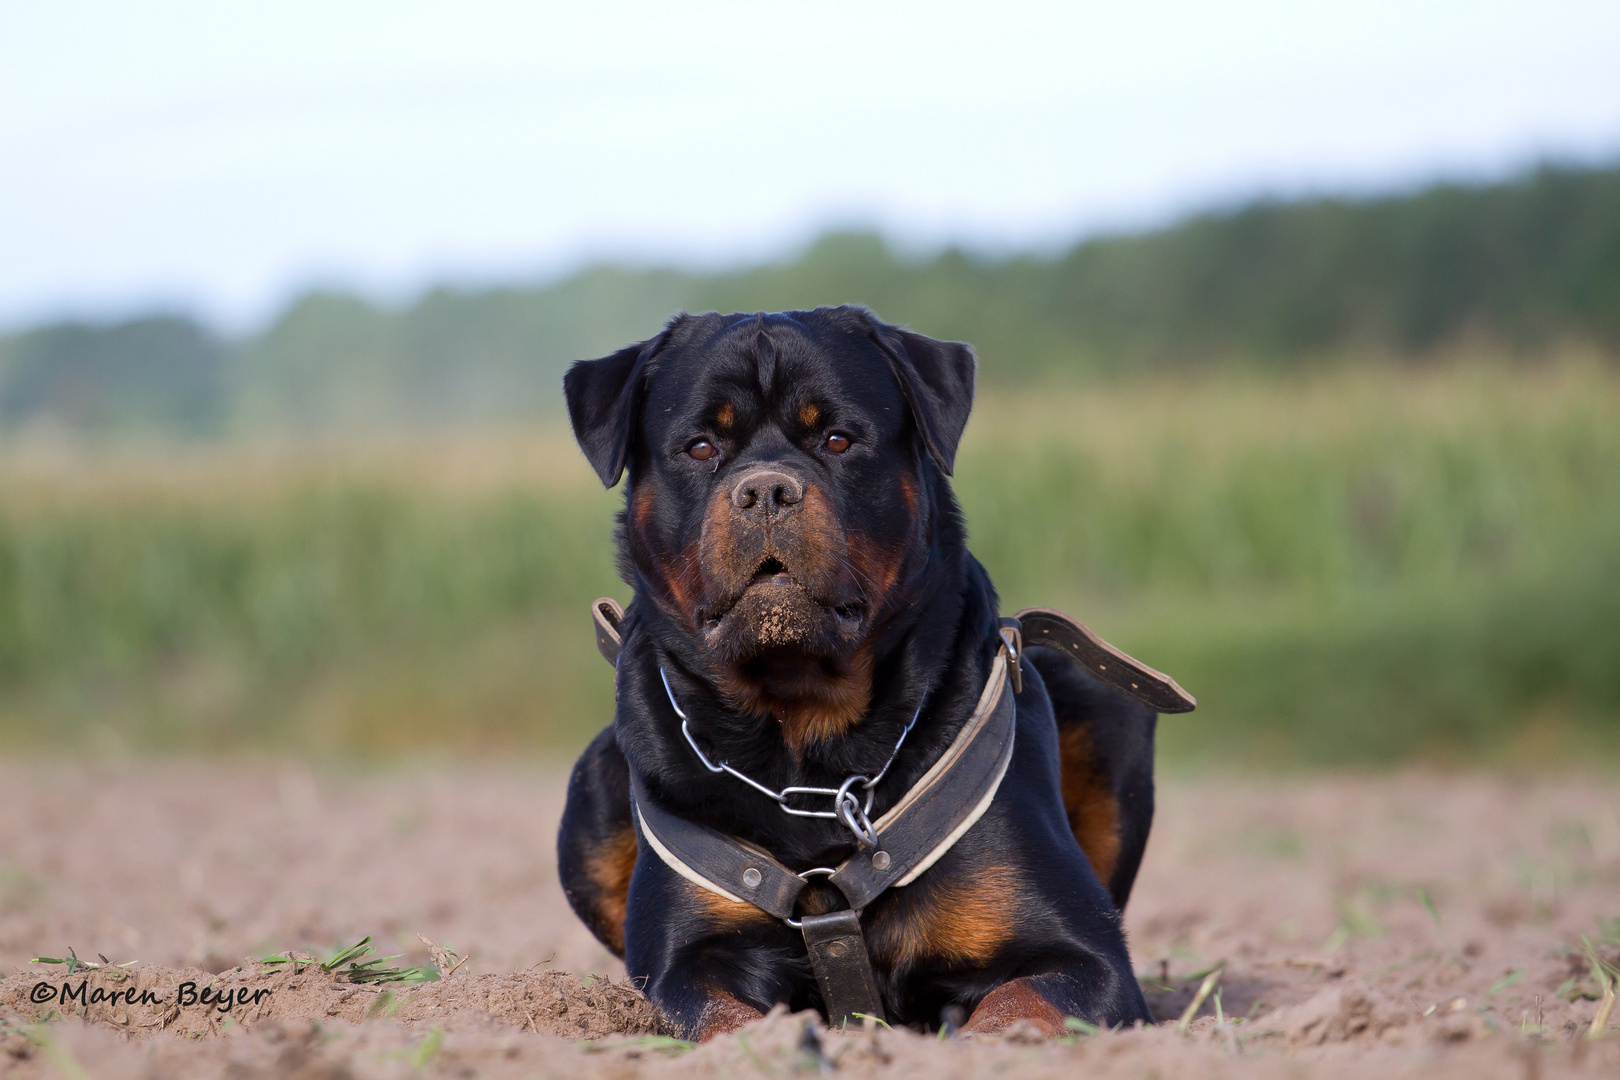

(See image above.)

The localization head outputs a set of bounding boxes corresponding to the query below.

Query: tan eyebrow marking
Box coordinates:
[798,402,820,428]
[716,402,735,430]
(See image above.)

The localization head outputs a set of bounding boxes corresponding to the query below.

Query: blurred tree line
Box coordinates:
[2,162,1618,437]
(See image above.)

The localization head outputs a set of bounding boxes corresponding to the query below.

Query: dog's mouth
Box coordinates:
[699,557,867,642]
[749,556,794,589]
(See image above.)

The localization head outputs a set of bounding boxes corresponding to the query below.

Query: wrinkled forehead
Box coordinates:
[641,315,905,424]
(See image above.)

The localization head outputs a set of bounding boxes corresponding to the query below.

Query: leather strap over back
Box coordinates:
[1014,606,1196,714]
[800,911,886,1026]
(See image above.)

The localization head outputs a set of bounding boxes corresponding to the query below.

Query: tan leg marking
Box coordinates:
[870,867,1019,967]
[585,825,638,956]
[1058,725,1121,888]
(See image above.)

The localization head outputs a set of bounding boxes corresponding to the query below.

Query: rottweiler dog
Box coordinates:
[557,306,1158,1040]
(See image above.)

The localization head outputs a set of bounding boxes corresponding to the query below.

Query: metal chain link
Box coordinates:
[660,666,920,848]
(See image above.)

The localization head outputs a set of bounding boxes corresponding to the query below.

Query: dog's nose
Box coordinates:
[730,469,804,517]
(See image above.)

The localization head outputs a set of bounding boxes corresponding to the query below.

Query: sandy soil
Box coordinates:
[1,760,1617,1078]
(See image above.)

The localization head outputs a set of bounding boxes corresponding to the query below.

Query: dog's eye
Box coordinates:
[823,433,852,454]
[687,439,716,461]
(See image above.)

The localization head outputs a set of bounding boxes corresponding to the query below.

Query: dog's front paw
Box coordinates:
[694,992,766,1042]
[961,977,1069,1038]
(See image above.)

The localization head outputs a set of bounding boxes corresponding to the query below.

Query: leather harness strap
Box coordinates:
[800,911,886,1026]
[631,771,808,920]
[593,598,624,666]
[1014,606,1196,713]
[591,597,1193,1026]
[828,645,1016,907]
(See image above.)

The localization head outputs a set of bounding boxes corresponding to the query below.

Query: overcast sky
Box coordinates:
[3,0,1619,331]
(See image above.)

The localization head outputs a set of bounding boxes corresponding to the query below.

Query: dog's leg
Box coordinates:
[962,968,1146,1036]
[562,729,789,1039]
[960,975,1069,1036]
[634,966,768,1041]
[630,880,794,1039]
[556,724,636,956]
[694,991,766,1041]
[1025,646,1157,910]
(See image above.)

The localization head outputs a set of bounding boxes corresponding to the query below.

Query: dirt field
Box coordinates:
[1,760,1617,1078]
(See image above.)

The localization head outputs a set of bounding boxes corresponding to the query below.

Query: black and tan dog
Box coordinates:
[557,306,1186,1040]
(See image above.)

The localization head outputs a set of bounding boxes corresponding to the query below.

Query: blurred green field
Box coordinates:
[0,357,1616,765]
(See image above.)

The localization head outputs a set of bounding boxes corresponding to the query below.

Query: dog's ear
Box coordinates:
[564,329,671,487]
[871,325,977,476]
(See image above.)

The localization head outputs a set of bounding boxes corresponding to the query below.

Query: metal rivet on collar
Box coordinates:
[742,867,763,889]
[871,850,891,870]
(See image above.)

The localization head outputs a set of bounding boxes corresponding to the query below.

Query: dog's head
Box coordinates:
[565,306,975,747]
